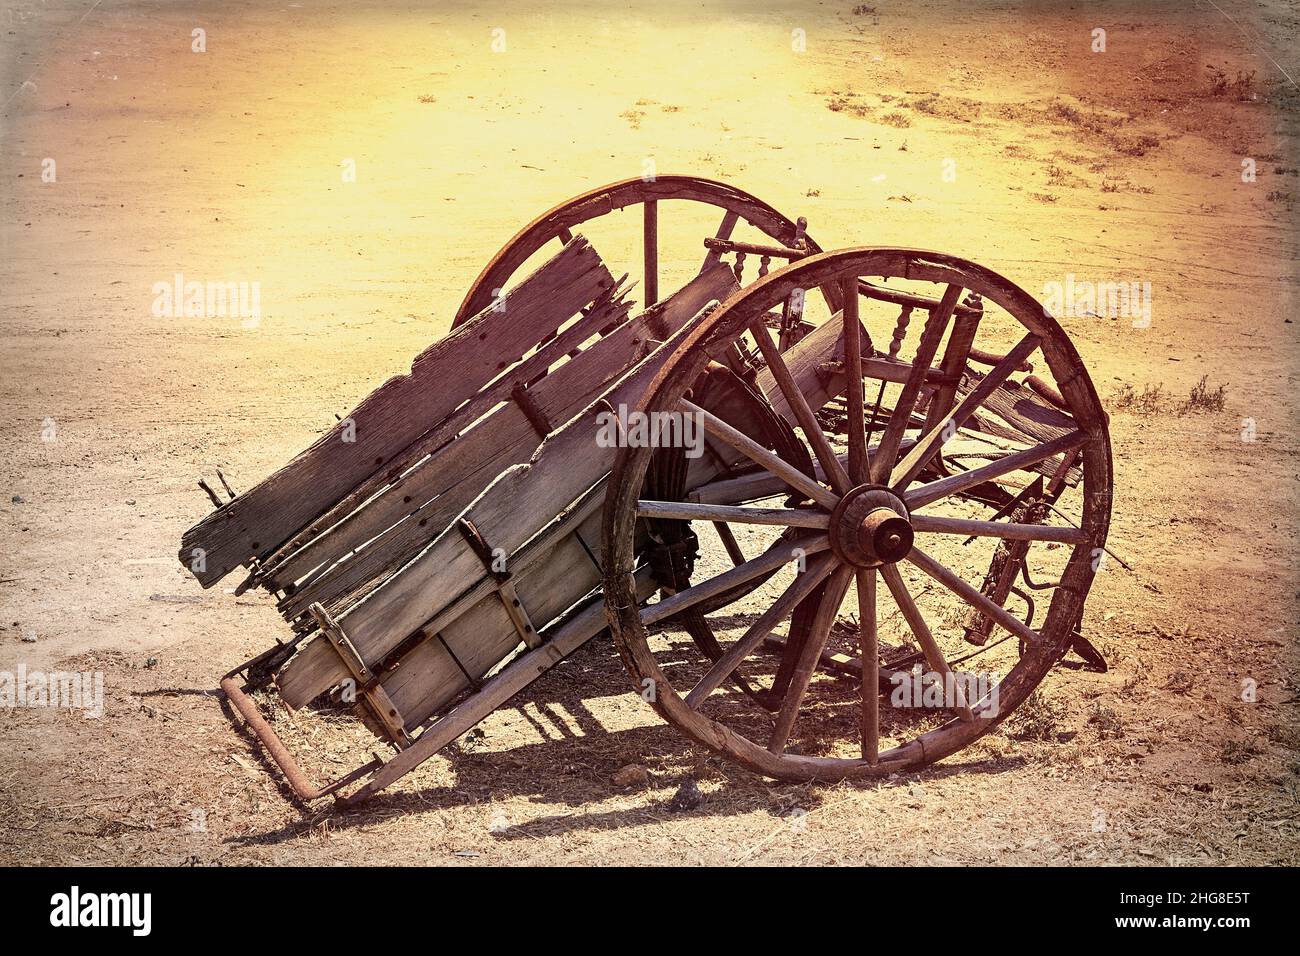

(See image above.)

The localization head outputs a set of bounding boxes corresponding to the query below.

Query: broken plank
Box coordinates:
[179,237,614,587]
[257,280,634,590]
[275,277,736,707]
[276,264,739,619]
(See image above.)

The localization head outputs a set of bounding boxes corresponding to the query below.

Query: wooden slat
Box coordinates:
[889,333,1040,490]
[273,275,713,619]
[842,277,869,484]
[910,513,1088,544]
[644,200,659,305]
[386,505,608,728]
[338,567,659,805]
[257,283,634,588]
[179,237,615,587]
[276,283,736,708]
[635,501,829,529]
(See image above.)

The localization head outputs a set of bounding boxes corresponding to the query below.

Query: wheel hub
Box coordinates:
[828,485,913,568]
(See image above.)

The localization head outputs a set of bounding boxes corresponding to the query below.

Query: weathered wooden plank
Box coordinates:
[386,506,607,729]
[178,237,615,587]
[274,299,649,617]
[257,282,634,589]
[275,264,740,620]
[275,269,738,707]
[337,568,659,805]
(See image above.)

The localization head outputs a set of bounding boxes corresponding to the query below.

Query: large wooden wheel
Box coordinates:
[452,175,833,327]
[602,248,1112,780]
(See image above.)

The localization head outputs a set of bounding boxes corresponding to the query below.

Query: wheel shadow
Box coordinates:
[221,634,1032,850]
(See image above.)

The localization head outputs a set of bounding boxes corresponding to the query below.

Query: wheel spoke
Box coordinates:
[685,552,837,707]
[889,332,1041,490]
[750,320,853,495]
[641,534,829,626]
[905,545,1043,647]
[769,565,854,753]
[910,513,1088,544]
[712,522,746,566]
[879,563,975,721]
[904,430,1088,510]
[682,399,839,509]
[842,277,870,484]
[869,284,963,483]
[637,500,829,529]
[643,200,658,306]
[857,569,879,763]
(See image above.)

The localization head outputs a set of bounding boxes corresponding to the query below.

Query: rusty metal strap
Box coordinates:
[511,382,553,439]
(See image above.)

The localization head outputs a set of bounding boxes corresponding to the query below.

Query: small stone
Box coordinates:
[125,499,136,506]
[668,779,705,812]
[11,495,23,504]
[611,764,649,788]
[22,632,37,643]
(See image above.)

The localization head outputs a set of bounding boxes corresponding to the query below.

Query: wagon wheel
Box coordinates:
[602,248,1112,780]
[452,175,836,327]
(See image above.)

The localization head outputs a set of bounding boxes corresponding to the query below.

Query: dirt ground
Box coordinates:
[2,0,1298,865]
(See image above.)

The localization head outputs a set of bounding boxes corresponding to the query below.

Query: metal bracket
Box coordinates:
[510,382,553,440]
[455,518,540,649]
[308,603,411,746]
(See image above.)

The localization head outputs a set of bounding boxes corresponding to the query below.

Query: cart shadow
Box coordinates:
[221,637,1031,849]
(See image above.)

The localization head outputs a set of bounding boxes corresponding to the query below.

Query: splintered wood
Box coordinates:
[275,263,740,709]
[179,237,617,587]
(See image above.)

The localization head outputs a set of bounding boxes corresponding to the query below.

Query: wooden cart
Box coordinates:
[183,176,1111,805]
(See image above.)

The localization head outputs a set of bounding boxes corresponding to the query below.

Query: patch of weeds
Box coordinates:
[1220,738,1261,765]
[1164,671,1195,694]
[879,110,911,128]
[910,94,980,122]
[1111,382,1168,415]
[1031,192,1059,203]
[1009,690,1068,741]
[1177,375,1226,414]
[1112,133,1161,157]
[852,3,877,14]
[1046,164,1087,188]
[460,727,487,754]
[1088,702,1125,740]
[1205,65,1256,100]
[417,94,436,104]
[1266,190,1295,211]
[827,95,871,118]
[805,188,821,197]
